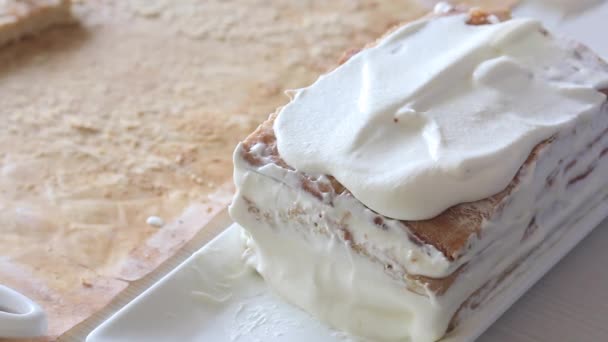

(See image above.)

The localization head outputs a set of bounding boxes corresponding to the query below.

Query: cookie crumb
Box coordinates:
[146,216,165,228]
[433,2,453,15]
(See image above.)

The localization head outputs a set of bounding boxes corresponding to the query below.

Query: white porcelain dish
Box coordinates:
[0,284,47,338]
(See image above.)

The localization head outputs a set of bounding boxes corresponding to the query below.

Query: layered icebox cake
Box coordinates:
[229,7,608,342]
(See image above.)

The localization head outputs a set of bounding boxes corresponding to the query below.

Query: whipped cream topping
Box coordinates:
[274,13,608,220]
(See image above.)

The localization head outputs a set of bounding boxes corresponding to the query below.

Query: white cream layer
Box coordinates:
[274,14,608,220]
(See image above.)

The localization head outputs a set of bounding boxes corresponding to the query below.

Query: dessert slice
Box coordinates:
[0,0,72,47]
[229,8,608,342]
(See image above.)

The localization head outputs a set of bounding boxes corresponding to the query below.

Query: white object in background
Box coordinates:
[0,284,47,338]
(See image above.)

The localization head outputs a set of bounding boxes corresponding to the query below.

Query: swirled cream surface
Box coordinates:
[274,13,608,220]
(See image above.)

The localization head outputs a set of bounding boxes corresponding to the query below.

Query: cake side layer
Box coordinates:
[234,180,444,341]
[449,185,608,333]
[231,145,456,340]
